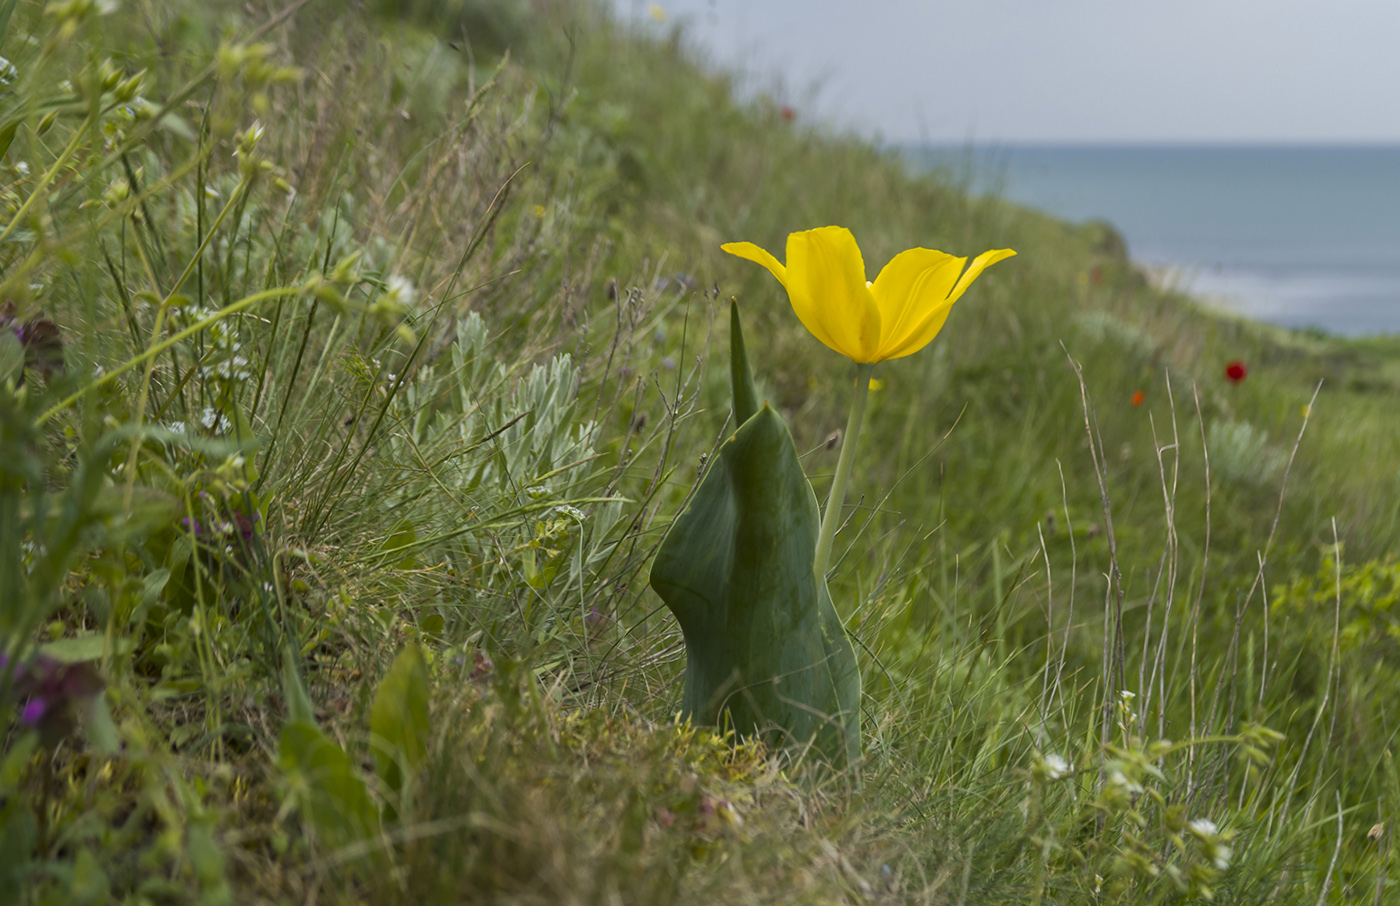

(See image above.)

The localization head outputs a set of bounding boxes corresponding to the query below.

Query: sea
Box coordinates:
[908,144,1400,337]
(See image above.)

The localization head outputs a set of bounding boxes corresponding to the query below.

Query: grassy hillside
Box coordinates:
[2,0,1399,902]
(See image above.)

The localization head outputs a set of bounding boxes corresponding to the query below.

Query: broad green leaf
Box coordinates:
[156,111,197,143]
[281,647,316,727]
[649,302,860,767]
[0,0,16,53]
[39,633,132,663]
[0,733,36,795]
[381,520,418,570]
[0,798,34,906]
[83,694,120,755]
[0,332,21,383]
[124,567,171,627]
[369,642,431,796]
[277,721,376,850]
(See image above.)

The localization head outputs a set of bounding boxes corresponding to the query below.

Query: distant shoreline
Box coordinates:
[905,143,1400,337]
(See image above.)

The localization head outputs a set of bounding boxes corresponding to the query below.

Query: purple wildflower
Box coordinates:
[3,653,104,746]
[0,302,63,377]
[20,698,47,725]
[468,651,494,684]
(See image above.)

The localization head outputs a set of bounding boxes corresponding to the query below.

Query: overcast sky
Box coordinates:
[614,0,1400,144]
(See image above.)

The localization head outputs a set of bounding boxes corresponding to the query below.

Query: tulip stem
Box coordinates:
[814,362,874,580]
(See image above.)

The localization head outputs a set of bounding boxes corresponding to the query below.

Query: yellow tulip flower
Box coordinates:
[722,226,1016,363]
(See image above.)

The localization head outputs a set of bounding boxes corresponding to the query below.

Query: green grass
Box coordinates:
[2,0,1399,902]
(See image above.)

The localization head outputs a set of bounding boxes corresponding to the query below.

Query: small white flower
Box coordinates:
[1188,818,1232,869]
[1119,689,1136,701]
[384,273,418,310]
[14,161,29,176]
[198,407,231,432]
[213,353,251,381]
[1042,753,1070,780]
[1108,769,1143,795]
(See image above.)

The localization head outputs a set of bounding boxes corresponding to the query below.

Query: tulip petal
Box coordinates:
[869,248,965,359]
[946,248,1017,305]
[877,300,957,362]
[878,248,1016,361]
[785,226,880,361]
[721,241,788,287]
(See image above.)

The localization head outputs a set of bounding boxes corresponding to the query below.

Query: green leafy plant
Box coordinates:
[650,302,860,767]
[370,642,431,816]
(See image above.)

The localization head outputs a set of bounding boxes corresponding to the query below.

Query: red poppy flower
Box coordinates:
[1130,390,1145,407]
[1225,360,1247,383]
[780,105,796,123]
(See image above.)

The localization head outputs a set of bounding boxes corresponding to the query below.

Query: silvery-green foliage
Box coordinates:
[384,313,624,638]
[1206,418,1286,486]
[1072,311,1159,358]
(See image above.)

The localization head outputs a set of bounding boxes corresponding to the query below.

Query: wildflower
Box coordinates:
[1188,818,1234,870]
[780,105,796,123]
[198,406,231,432]
[1225,360,1247,383]
[648,3,666,22]
[3,653,104,747]
[722,226,1014,363]
[468,650,493,684]
[1032,751,1071,781]
[1108,768,1143,795]
[724,226,1014,579]
[1131,389,1145,407]
[20,698,47,724]
[384,273,418,311]
[549,504,586,522]
[0,303,64,378]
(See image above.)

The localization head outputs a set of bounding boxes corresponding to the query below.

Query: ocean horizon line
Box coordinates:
[904,143,1400,336]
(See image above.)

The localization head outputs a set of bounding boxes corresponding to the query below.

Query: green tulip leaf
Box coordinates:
[649,302,860,767]
[728,299,759,426]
